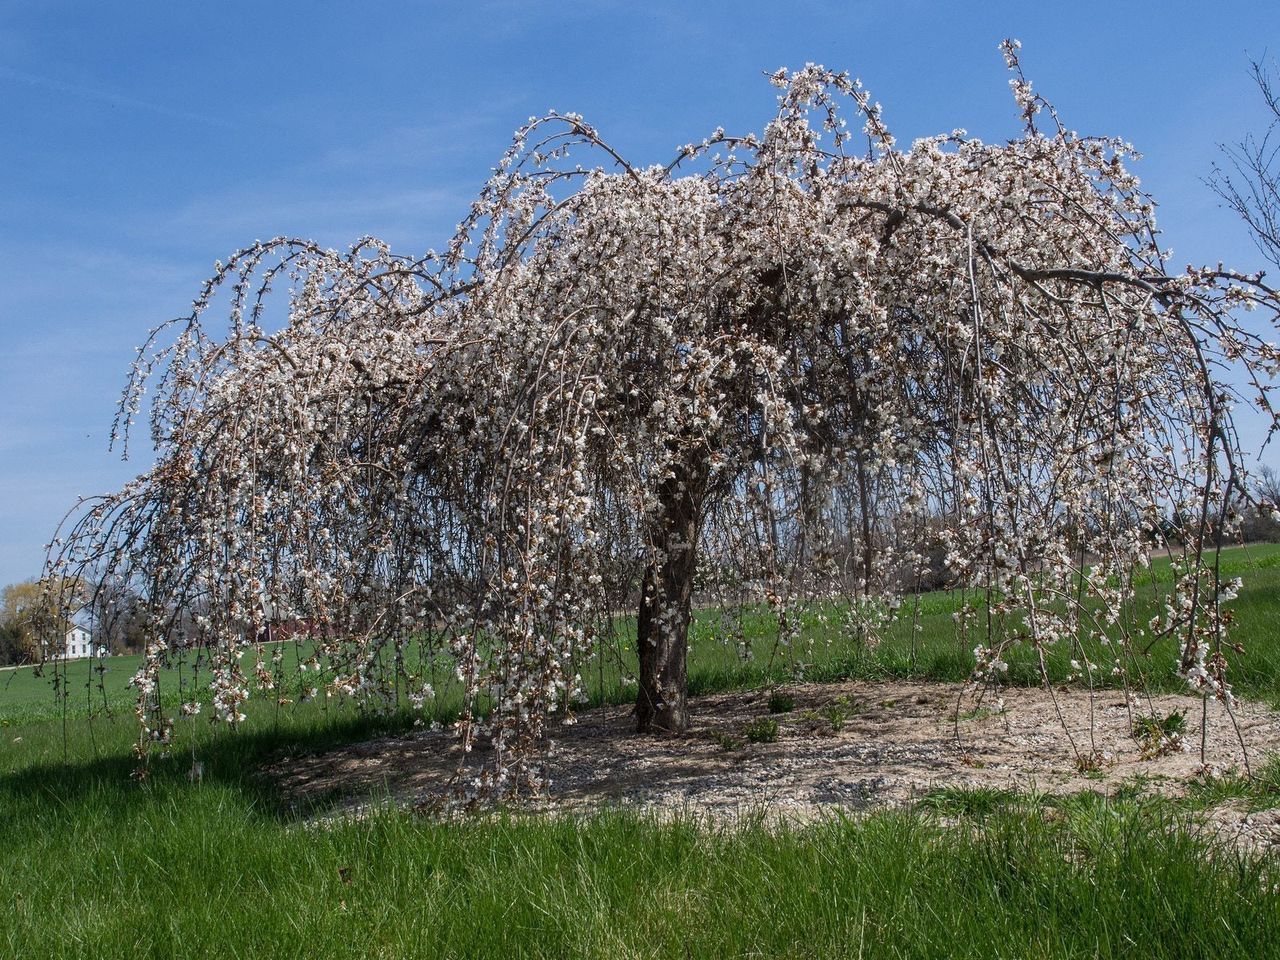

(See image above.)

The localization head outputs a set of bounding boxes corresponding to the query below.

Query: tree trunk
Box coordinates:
[636,469,701,734]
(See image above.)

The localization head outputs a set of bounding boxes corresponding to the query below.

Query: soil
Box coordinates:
[263,679,1280,847]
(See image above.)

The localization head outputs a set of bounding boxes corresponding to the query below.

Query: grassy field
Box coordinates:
[3,543,1280,958]
[6,542,1280,726]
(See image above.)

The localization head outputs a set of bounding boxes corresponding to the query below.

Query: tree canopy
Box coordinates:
[48,43,1280,795]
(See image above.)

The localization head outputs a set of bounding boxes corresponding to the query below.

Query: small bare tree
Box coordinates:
[1258,464,1280,505]
[1210,57,1280,270]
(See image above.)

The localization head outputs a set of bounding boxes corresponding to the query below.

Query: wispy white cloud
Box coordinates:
[0,65,236,129]
[318,108,522,171]
[169,185,475,251]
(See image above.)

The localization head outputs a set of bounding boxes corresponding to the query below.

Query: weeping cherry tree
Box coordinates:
[47,42,1280,794]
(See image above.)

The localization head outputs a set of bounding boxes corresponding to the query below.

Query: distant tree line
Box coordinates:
[0,575,149,666]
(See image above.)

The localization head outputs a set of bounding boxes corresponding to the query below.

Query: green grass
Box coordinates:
[743,716,780,743]
[688,541,1280,699]
[0,638,351,724]
[7,542,1280,727]
[916,754,1280,819]
[5,792,1280,959]
[3,543,1280,957]
[767,691,797,713]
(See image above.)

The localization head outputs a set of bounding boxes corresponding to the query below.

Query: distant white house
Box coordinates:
[59,623,106,660]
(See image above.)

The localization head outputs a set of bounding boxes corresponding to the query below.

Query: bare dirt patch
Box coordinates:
[264,680,1280,825]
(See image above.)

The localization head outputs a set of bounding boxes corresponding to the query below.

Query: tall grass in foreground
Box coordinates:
[3,697,1279,959]
[5,800,1279,960]
[2,546,1279,958]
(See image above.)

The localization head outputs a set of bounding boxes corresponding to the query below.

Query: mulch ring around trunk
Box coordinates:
[263,678,1280,845]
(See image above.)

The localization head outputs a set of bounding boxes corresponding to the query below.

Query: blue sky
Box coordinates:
[1,0,1278,587]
